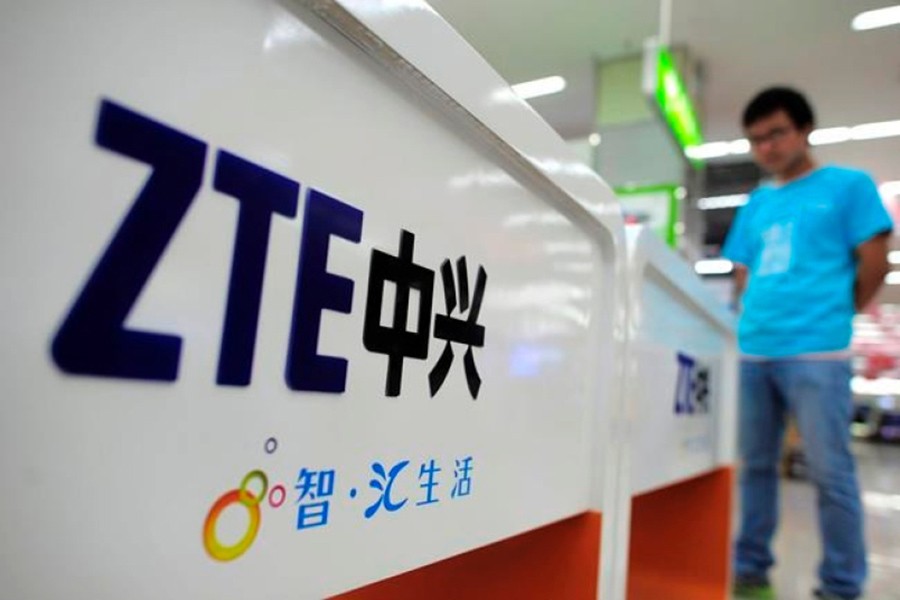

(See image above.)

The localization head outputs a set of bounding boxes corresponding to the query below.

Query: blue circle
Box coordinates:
[349,488,357,499]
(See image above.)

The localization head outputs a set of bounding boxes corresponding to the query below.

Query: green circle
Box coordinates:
[238,470,268,507]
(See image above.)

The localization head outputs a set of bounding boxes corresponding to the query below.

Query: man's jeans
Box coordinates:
[735,359,866,598]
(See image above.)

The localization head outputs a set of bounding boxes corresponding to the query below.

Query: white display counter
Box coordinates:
[625,226,737,492]
[614,226,738,600]
[0,1,626,599]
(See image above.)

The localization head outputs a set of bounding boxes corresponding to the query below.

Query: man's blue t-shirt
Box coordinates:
[722,166,893,357]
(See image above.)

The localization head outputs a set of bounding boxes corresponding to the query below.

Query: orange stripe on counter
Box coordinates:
[330,512,602,600]
[627,467,734,600]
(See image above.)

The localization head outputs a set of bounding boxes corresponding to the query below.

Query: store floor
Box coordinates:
[731,441,900,600]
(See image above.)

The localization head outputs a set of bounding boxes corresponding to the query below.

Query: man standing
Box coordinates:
[724,87,892,600]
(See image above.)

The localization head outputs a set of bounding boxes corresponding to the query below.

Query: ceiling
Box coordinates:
[428,0,900,307]
[427,0,900,182]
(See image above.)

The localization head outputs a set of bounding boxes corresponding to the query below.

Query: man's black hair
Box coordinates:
[742,87,815,130]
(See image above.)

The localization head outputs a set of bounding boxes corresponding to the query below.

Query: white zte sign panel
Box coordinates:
[627,228,736,495]
[0,1,621,598]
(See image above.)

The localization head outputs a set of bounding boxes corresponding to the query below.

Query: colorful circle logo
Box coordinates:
[203,438,289,562]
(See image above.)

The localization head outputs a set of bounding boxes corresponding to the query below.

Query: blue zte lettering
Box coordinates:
[214,150,299,386]
[674,352,710,415]
[285,190,363,393]
[51,100,207,381]
[53,99,363,390]
[674,353,695,414]
[54,99,487,400]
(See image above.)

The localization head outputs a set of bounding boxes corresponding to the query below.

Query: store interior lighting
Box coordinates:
[694,258,734,275]
[685,141,734,160]
[510,76,567,100]
[852,5,900,31]
[852,120,900,140]
[697,194,749,210]
[697,255,900,277]
[852,376,900,396]
[809,127,852,146]
[686,119,900,160]
[698,183,898,212]
[882,181,900,198]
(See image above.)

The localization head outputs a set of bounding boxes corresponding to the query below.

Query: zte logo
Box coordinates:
[673,352,710,415]
[52,100,487,399]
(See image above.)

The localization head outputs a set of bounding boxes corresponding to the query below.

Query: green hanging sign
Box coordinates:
[643,42,704,164]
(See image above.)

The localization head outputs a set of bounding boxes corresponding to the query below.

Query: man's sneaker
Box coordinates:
[812,588,857,600]
[733,574,775,598]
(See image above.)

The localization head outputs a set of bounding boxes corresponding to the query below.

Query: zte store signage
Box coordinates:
[54,100,488,561]
[54,101,489,400]
[0,81,603,599]
[2,2,621,599]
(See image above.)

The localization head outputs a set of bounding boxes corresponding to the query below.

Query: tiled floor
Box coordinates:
[732,441,900,600]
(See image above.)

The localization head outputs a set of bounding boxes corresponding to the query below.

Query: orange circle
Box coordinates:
[203,489,261,561]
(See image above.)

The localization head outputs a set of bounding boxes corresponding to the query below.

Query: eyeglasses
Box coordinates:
[748,126,795,147]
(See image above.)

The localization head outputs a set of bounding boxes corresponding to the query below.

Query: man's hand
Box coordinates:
[732,263,748,312]
[855,232,891,311]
